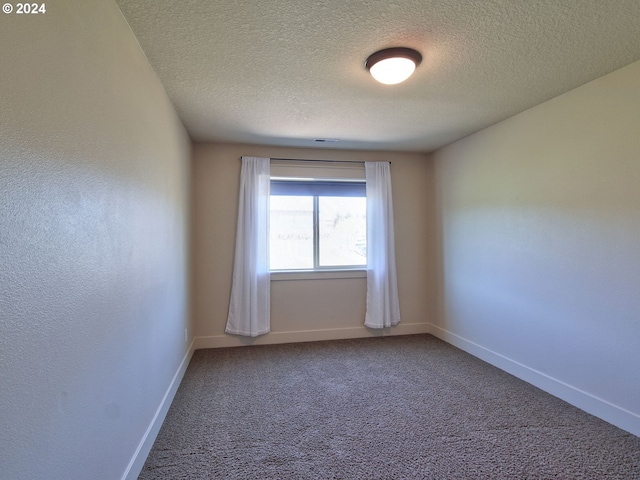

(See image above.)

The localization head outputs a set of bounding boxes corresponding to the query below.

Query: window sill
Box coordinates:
[270,269,367,281]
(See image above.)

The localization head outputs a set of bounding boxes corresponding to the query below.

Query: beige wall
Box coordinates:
[0,1,191,479]
[192,143,435,347]
[432,60,640,436]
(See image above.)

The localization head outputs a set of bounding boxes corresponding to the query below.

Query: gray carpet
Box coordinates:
[139,334,640,479]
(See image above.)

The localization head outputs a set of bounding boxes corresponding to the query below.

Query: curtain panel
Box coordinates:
[225,156,271,337]
[364,162,401,328]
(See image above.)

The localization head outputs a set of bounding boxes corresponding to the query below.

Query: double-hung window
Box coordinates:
[269,163,366,272]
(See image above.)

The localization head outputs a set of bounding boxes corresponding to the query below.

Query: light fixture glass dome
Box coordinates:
[369,57,416,85]
[365,47,422,85]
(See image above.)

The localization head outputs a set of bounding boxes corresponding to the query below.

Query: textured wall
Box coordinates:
[192,144,435,346]
[433,60,640,435]
[0,1,191,479]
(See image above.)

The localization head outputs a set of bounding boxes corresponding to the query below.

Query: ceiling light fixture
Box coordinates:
[365,47,422,85]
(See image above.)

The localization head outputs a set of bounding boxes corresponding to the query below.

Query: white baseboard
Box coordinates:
[194,322,430,349]
[121,338,196,480]
[429,324,640,438]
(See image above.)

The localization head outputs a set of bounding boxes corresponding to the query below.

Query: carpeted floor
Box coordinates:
[139,334,640,479]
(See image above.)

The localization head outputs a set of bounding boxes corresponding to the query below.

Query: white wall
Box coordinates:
[192,143,435,347]
[0,1,192,478]
[432,60,640,436]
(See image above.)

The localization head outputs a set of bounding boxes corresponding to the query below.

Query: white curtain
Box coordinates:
[364,162,401,328]
[225,157,271,337]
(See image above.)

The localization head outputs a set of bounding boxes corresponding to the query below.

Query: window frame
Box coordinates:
[269,178,367,275]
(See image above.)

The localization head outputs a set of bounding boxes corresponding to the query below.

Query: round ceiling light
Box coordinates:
[365,47,422,85]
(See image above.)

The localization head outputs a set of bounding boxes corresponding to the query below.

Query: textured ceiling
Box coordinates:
[116,0,640,152]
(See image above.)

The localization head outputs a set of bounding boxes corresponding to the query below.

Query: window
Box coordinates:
[270,179,366,271]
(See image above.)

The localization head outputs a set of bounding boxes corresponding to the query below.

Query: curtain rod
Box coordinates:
[270,158,390,165]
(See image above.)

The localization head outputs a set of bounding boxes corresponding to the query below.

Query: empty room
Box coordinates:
[1,0,639,478]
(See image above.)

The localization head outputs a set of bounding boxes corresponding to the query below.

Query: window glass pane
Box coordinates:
[319,197,367,267]
[270,196,313,270]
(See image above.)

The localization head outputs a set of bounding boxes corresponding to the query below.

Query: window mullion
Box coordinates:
[313,195,320,269]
